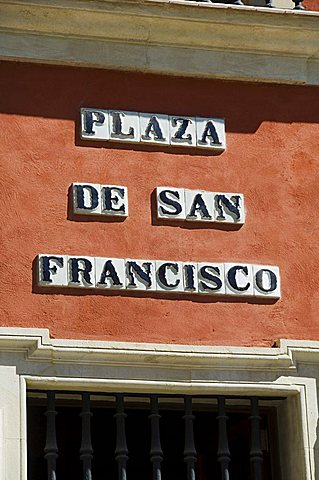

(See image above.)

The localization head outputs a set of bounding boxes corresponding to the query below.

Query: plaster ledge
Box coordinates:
[1,327,319,370]
[0,0,319,84]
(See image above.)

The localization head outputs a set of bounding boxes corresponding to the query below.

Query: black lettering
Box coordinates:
[215,195,241,221]
[70,258,93,285]
[227,266,250,292]
[143,116,165,141]
[41,256,64,283]
[127,262,152,288]
[172,118,192,143]
[110,111,134,139]
[255,269,277,293]
[83,110,105,135]
[102,187,125,214]
[158,263,180,289]
[75,185,99,211]
[184,264,196,291]
[159,190,182,216]
[200,121,221,145]
[188,193,212,220]
[199,266,222,292]
[98,260,122,287]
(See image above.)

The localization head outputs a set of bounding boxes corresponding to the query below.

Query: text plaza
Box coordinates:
[80,108,226,151]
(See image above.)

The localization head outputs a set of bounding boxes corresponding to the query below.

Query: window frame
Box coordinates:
[0,328,315,479]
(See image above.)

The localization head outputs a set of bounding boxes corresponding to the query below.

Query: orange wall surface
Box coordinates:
[1,61,319,346]
[304,0,319,10]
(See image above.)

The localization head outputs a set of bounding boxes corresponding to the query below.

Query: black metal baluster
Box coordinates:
[149,395,163,480]
[115,394,129,480]
[249,397,263,480]
[293,0,305,9]
[183,396,197,480]
[44,391,58,480]
[80,393,93,480]
[264,0,273,7]
[217,397,231,480]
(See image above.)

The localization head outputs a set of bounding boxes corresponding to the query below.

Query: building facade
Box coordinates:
[0,0,319,479]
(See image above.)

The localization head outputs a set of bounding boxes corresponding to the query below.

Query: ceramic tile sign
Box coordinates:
[37,255,281,299]
[80,109,226,151]
[72,183,128,217]
[157,187,245,224]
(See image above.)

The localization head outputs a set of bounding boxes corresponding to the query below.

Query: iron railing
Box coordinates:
[27,391,284,480]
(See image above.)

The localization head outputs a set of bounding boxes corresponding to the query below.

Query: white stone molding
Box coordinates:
[0,0,318,85]
[0,327,318,371]
[0,327,297,371]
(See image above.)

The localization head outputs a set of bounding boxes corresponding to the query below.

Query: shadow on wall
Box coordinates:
[0,61,318,134]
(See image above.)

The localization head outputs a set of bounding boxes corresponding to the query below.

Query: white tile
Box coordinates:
[37,254,68,287]
[185,189,214,222]
[253,265,281,299]
[140,113,169,145]
[125,260,156,291]
[156,260,184,292]
[95,258,125,289]
[68,256,95,288]
[156,187,186,220]
[183,263,198,293]
[80,108,109,141]
[101,185,128,217]
[196,117,226,151]
[197,263,225,295]
[72,183,101,215]
[108,110,140,143]
[214,193,245,224]
[225,263,254,296]
[169,116,196,147]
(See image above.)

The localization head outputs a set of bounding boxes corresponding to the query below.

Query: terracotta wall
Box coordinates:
[304,0,319,10]
[1,61,319,346]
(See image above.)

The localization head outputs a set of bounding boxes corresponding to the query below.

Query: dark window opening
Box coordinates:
[27,392,282,480]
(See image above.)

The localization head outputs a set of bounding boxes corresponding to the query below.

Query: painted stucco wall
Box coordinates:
[304,0,319,10]
[1,61,319,346]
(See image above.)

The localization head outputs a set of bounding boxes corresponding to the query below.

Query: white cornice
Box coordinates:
[0,0,318,85]
[1,327,319,372]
